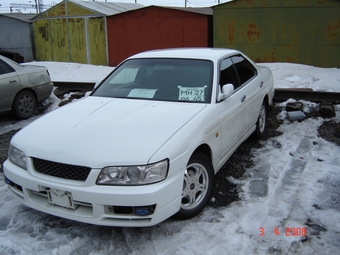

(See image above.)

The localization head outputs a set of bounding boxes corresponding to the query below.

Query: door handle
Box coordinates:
[260,81,264,88]
[241,95,246,103]
[9,80,17,83]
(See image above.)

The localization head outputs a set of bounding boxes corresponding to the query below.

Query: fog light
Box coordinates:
[134,207,150,216]
[134,205,156,216]
[4,176,11,185]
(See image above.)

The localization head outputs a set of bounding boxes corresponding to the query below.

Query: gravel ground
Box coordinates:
[1,102,339,208]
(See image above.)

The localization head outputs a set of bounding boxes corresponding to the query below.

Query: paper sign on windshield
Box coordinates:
[128,89,158,98]
[178,86,207,101]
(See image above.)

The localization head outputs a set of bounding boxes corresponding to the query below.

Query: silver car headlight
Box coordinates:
[8,144,27,170]
[96,159,169,185]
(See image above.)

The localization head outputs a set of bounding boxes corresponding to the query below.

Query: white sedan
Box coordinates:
[3,48,274,227]
[0,55,54,119]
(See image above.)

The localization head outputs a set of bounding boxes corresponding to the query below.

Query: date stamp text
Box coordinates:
[259,227,307,237]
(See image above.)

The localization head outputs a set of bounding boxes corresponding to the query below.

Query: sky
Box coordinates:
[0,0,230,13]
[0,61,339,254]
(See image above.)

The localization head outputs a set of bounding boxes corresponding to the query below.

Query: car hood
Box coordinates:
[12,96,206,168]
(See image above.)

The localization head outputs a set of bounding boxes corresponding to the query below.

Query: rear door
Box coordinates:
[0,59,20,112]
[231,55,263,130]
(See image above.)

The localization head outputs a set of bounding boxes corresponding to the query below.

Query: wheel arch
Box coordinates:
[175,144,215,220]
[263,94,270,111]
[192,144,213,162]
[11,88,38,109]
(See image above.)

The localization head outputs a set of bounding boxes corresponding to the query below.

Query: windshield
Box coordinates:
[92,58,213,103]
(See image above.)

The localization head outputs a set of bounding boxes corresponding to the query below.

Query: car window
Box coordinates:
[0,59,15,75]
[92,58,214,103]
[108,67,138,84]
[231,55,257,85]
[219,58,240,90]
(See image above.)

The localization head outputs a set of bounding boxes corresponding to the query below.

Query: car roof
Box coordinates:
[0,55,8,61]
[0,54,20,66]
[128,48,241,62]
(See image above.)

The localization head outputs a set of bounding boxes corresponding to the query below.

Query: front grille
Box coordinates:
[32,158,91,181]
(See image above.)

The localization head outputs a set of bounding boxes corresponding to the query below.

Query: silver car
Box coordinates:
[0,55,53,119]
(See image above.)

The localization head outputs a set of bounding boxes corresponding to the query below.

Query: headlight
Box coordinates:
[96,159,169,185]
[8,144,27,170]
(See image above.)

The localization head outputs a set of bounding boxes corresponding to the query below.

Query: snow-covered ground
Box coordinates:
[0,61,339,255]
[27,61,115,83]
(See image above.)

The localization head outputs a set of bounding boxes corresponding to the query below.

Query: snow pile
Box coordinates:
[23,61,114,83]
[262,62,340,92]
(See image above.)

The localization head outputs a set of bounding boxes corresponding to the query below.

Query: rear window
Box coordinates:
[231,55,257,85]
[0,59,15,75]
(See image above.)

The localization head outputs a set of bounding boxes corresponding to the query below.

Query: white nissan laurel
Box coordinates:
[3,48,274,227]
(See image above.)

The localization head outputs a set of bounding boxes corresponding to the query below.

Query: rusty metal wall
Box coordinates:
[107,6,212,66]
[87,17,107,66]
[213,0,340,67]
[32,1,107,65]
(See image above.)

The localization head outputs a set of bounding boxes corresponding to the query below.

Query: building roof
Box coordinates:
[151,6,213,16]
[214,0,339,8]
[68,1,212,17]
[71,0,144,16]
[0,13,36,22]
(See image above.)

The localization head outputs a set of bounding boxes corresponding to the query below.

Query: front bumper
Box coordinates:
[3,159,183,227]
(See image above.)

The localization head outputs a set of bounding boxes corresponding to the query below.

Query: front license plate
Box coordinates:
[46,187,76,209]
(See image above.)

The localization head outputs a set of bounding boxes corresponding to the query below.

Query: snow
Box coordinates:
[262,62,340,92]
[0,61,340,254]
[23,61,114,83]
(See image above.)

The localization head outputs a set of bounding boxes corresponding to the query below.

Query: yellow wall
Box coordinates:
[68,18,87,63]
[33,1,107,65]
[88,17,107,65]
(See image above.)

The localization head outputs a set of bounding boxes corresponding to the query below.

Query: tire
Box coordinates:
[12,90,37,120]
[254,101,267,139]
[175,152,215,220]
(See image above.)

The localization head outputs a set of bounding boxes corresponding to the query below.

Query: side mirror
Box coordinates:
[218,83,234,101]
